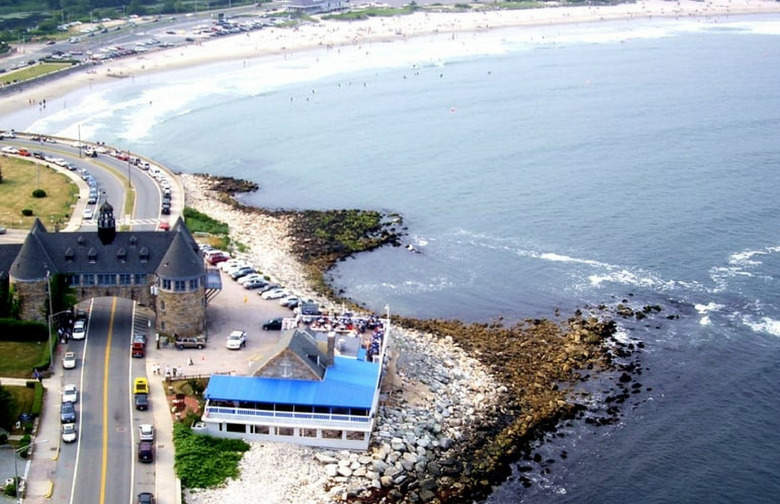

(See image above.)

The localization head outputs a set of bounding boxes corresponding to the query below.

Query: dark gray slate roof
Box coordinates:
[157,220,206,279]
[251,328,329,380]
[7,217,204,281]
[0,243,23,279]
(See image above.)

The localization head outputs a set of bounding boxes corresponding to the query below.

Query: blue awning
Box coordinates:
[205,356,380,410]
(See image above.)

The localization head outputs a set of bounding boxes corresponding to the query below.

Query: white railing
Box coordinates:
[204,406,372,428]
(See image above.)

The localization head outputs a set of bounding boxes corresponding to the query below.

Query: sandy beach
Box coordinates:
[2,1,779,117]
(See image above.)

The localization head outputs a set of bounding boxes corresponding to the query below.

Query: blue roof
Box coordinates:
[205,356,380,410]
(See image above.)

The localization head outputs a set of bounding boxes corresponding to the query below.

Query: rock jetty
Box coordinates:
[181,173,657,504]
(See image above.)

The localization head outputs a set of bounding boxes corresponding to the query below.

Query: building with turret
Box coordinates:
[0,201,216,337]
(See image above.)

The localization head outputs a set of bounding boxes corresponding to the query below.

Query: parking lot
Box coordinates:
[145,264,297,378]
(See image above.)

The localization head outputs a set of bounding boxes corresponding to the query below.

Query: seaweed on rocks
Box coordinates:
[194,174,406,299]
[357,312,626,503]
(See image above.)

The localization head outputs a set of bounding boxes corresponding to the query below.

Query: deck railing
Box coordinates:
[204,406,372,428]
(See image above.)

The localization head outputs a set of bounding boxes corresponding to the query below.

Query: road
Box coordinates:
[54,298,155,503]
[0,136,169,232]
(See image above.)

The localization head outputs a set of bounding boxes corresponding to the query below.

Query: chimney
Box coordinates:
[327,331,336,366]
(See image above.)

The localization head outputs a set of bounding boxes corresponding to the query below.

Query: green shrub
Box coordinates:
[32,189,46,198]
[21,209,33,217]
[30,382,43,417]
[18,434,31,458]
[173,423,249,488]
[0,319,48,342]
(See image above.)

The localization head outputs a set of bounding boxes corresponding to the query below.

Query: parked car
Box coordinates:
[262,317,283,331]
[280,296,301,308]
[137,440,154,462]
[83,208,94,219]
[72,320,86,340]
[261,288,287,300]
[138,423,155,441]
[219,259,246,272]
[62,423,78,443]
[230,267,255,280]
[62,384,79,403]
[242,278,267,290]
[161,203,170,215]
[299,302,322,316]
[206,252,229,265]
[175,336,206,350]
[134,377,150,395]
[134,394,149,411]
[62,351,77,369]
[237,273,263,285]
[60,401,77,423]
[226,330,247,350]
[137,492,156,504]
[257,283,279,294]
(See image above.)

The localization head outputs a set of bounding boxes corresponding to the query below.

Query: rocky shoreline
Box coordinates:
[180,173,660,503]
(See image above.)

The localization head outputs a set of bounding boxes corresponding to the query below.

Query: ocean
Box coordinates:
[6,13,780,503]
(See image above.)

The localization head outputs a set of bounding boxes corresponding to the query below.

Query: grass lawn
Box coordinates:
[6,385,36,426]
[0,342,48,378]
[0,155,79,230]
[0,62,71,85]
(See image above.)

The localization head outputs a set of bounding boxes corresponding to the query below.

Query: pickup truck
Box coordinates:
[132,334,147,358]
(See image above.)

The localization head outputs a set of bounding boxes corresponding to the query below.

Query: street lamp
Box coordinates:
[46,270,54,367]
[13,439,48,503]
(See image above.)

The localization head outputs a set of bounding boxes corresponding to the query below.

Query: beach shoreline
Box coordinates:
[2,1,779,118]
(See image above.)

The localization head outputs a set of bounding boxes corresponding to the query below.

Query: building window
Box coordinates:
[67,275,79,287]
[277,427,294,437]
[174,280,186,292]
[301,429,317,438]
[134,274,147,285]
[162,279,172,291]
[226,423,246,433]
[160,301,165,311]
[97,274,116,286]
[119,274,131,285]
[189,279,199,290]
[251,425,270,435]
[82,275,95,286]
[322,429,343,439]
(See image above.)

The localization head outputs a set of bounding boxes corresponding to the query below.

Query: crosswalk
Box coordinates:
[80,218,166,227]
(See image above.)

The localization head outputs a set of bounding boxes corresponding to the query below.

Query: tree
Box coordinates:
[0,385,16,432]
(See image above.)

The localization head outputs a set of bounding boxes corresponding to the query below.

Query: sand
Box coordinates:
[2,1,779,117]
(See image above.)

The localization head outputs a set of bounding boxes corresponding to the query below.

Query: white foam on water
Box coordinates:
[695,302,725,314]
[743,316,780,337]
[729,249,766,267]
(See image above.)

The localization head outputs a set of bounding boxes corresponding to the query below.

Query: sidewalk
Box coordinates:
[0,375,61,504]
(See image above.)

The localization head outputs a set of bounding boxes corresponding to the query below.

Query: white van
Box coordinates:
[148,166,163,179]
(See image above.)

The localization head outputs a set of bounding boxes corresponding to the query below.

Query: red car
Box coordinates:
[207,253,229,265]
[158,222,170,231]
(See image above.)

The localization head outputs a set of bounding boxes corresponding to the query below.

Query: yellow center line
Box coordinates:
[100,297,117,504]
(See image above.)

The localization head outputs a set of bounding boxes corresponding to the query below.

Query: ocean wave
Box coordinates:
[743,316,780,337]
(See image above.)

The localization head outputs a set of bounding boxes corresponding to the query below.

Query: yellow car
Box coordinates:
[133,377,149,395]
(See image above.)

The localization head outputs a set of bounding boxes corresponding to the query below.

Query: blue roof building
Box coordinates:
[200,319,387,449]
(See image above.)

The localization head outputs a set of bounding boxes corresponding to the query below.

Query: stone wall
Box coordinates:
[12,279,48,323]
[157,287,206,338]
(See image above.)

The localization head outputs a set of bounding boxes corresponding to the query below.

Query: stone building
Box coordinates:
[0,201,215,337]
